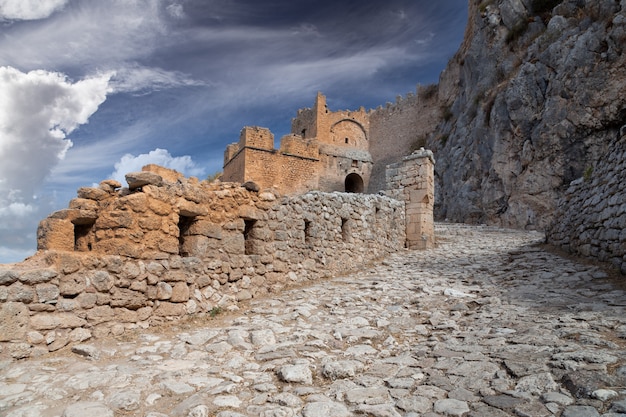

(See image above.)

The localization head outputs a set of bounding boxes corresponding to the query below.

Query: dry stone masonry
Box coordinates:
[547,132,626,274]
[0,163,412,357]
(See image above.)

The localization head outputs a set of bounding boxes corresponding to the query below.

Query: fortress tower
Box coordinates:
[222,93,372,195]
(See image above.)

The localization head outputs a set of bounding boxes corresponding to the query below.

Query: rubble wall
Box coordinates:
[0,168,405,357]
[547,133,626,274]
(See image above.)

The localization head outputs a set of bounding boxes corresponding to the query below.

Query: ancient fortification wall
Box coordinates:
[368,86,441,193]
[547,132,626,274]
[0,165,406,358]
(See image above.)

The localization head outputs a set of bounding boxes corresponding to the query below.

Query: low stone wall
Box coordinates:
[0,168,405,358]
[547,133,626,274]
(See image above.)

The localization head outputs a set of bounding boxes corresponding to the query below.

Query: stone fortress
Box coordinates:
[223,93,373,195]
[0,92,437,357]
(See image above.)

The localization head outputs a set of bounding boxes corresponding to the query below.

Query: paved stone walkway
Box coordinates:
[1,224,626,417]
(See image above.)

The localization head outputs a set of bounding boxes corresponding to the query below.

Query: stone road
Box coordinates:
[1,224,626,417]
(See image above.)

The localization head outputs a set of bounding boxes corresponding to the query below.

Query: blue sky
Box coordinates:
[0,0,467,263]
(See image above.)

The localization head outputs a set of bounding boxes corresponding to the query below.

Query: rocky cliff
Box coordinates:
[425,0,626,230]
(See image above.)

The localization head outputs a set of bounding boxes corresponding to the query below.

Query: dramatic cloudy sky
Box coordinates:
[0,0,467,263]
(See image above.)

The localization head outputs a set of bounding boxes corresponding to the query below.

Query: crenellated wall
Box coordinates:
[0,165,406,358]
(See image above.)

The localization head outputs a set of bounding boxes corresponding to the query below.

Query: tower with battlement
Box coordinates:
[222,93,372,194]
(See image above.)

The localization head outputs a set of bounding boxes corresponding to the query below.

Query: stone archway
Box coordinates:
[345,173,364,193]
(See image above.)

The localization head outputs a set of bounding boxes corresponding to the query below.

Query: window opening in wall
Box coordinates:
[345,137,349,144]
[345,173,364,193]
[178,215,195,256]
[74,222,95,251]
[301,128,306,137]
[244,219,257,255]
[341,218,349,242]
[351,160,358,168]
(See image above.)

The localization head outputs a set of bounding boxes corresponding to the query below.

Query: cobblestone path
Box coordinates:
[1,225,626,417]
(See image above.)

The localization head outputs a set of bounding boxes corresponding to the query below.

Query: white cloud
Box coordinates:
[0,66,111,263]
[110,148,206,185]
[0,0,68,20]
[109,64,208,94]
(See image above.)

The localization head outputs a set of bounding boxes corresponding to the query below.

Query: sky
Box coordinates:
[0,0,468,263]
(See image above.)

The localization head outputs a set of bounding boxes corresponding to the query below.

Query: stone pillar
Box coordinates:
[386,148,435,250]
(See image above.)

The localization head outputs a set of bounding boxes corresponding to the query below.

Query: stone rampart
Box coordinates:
[547,132,626,274]
[0,166,405,358]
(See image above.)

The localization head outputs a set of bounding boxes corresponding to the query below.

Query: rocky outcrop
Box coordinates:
[425,0,626,231]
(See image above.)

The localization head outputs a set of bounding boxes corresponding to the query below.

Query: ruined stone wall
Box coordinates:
[386,148,436,250]
[368,87,441,193]
[0,166,405,357]
[547,133,626,274]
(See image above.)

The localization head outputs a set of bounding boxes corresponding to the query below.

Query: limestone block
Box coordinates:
[95,210,134,229]
[154,302,186,317]
[138,215,162,230]
[69,198,99,211]
[148,198,172,216]
[0,269,19,285]
[170,282,190,302]
[180,235,210,257]
[99,179,122,193]
[19,268,58,285]
[156,282,172,300]
[59,274,86,297]
[142,164,183,183]
[8,283,35,303]
[91,270,114,292]
[0,302,29,341]
[37,218,74,251]
[85,306,115,324]
[157,237,179,254]
[118,192,148,213]
[35,283,60,304]
[238,205,266,220]
[30,313,87,330]
[125,171,163,190]
[93,239,142,258]
[178,199,208,217]
[77,186,110,201]
[76,292,98,309]
[188,220,222,238]
[110,288,147,310]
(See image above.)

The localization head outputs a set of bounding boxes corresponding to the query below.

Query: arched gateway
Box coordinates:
[344,173,364,193]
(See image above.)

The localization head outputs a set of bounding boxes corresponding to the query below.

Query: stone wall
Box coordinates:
[368,86,441,193]
[0,165,405,358]
[386,149,436,249]
[547,132,626,274]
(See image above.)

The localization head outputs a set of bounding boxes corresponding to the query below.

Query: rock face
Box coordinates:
[424,0,626,231]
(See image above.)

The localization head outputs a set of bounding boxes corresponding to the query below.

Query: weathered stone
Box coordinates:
[62,402,114,417]
[125,171,163,190]
[0,269,19,285]
[170,282,190,302]
[30,313,87,330]
[0,302,29,341]
[77,187,110,201]
[35,283,59,304]
[433,398,469,416]
[277,364,312,384]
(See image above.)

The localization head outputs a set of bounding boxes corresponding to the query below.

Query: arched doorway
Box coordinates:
[345,173,364,193]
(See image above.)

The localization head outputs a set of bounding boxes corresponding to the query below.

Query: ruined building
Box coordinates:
[223,92,372,195]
